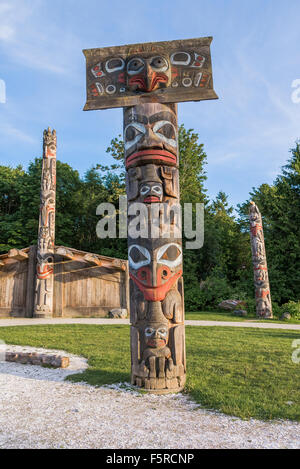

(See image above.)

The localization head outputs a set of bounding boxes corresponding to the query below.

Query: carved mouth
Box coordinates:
[129,270,182,302]
[144,195,160,203]
[147,339,166,348]
[128,73,168,92]
[126,149,177,168]
[37,265,53,280]
[128,76,147,90]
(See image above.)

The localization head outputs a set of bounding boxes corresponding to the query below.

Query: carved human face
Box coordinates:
[140,182,163,203]
[144,323,169,349]
[45,142,56,158]
[124,103,177,168]
[249,202,260,223]
[126,54,171,92]
[128,242,182,302]
[36,254,54,279]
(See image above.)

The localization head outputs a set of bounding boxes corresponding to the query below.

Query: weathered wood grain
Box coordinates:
[83,36,218,110]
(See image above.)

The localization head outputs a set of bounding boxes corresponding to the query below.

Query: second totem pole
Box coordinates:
[83,37,218,392]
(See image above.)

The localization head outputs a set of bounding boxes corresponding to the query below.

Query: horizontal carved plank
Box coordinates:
[83,36,218,110]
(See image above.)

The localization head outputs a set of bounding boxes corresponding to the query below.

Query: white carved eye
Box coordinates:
[145,327,155,337]
[170,51,191,66]
[128,245,151,270]
[157,327,168,338]
[124,122,146,151]
[152,185,162,196]
[149,56,169,72]
[153,120,177,148]
[127,57,145,75]
[105,57,125,73]
[157,243,182,268]
[106,84,116,94]
[140,185,150,196]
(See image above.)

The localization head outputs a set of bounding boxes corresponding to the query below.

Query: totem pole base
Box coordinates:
[132,365,186,394]
[33,312,53,319]
[137,386,185,395]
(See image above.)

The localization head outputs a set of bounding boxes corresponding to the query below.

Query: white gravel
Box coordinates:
[0,345,299,449]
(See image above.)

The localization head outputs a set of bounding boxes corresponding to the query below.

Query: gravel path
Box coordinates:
[0,346,299,449]
[0,317,300,330]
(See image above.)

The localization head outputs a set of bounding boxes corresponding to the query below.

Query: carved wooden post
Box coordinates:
[125,102,185,392]
[249,201,273,319]
[33,127,56,318]
[83,37,218,392]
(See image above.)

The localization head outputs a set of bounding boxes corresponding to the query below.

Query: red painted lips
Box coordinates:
[147,339,166,348]
[37,265,53,280]
[126,149,177,168]
[144,195,160,203]
[129,269,183,302]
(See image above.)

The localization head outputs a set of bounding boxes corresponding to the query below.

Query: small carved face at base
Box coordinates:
[144,324,169,349]
[140,182,163,203]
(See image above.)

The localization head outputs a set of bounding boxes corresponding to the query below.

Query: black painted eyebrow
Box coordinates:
[124,114,148,126]
[149,112,177,126]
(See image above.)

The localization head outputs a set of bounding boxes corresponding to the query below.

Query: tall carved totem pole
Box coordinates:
[33,127,56,318]
[83,37,218,392]
[249,201,272,318]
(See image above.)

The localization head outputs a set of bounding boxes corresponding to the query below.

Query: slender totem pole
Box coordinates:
[249,201,273,318]
[33,127,56,318]
[83,38,218,392]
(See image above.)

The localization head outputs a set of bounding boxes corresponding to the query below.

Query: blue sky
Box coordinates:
[0,0,300,208]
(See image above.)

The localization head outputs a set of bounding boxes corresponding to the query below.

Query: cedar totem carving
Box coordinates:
[125,102,185,392]
[83,37,218,393]
[33,128,56,318]
[249,201,273,319]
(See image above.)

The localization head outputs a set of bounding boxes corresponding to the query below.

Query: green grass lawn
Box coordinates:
[0,324,299,421]
[185,310,300,324]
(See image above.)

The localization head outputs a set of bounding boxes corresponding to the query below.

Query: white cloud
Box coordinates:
[0,122,36,144]
[0,24,14,40]
[0,0,80,75]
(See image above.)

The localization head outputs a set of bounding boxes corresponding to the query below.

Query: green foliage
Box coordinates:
[244,297,256,315]
[184,267,252,311]
[280,301,300,320]
[178,125,208,204]
[184,285,207,311]
[270,301,282,318]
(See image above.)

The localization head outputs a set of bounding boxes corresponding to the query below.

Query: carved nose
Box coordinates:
[145,64,154,91]
[136,127,163,150]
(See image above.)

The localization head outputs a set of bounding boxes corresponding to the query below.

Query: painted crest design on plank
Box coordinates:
[83,37,218,110]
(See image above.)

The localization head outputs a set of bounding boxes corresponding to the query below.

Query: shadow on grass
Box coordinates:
[67,368,130,387]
